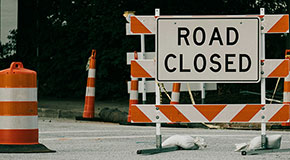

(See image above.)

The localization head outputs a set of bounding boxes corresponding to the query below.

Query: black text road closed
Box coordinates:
[157,17,260,83]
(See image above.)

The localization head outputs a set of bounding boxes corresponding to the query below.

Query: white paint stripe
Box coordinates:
[85,87,95,97]
[0,116,38,129]
[0,88,37,101]
[40,134,264,141]
[175,105,208,122]
[212,104,245,122]
[88,69,96,78]
[171,92,180,102]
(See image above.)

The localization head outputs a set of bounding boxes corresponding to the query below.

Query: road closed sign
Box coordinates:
[157,17,260,83]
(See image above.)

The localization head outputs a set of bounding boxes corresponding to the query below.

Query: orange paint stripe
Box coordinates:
[284,81,290,92]
[268,15,289,33]
[0,102,37,116]
[131,17,151,33]
[268,60,289,77]
[172,83,181,92]
[86,78,95,87]
[131,105,151,122]
[131,61,151,78]
[158,105,190,122]
[0,74,36,88]
[194,105,226,122]
[0,129,38,144]
[131,80,138,90]
[269,105,289,122]
[170,101,179,104]
[231,105,262,122]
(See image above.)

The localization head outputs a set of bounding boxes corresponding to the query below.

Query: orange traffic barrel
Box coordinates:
[0,62,55,153]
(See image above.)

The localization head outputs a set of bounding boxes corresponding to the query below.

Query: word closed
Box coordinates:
[157,17,260,82]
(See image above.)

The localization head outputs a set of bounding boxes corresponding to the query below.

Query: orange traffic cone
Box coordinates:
[128,51,139,122]
[82,50,97,119]
[282,49,290,126]
[0,62,55,153]
[170,83,181,104]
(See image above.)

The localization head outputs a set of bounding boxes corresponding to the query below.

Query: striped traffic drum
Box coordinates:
[0,62,54,153]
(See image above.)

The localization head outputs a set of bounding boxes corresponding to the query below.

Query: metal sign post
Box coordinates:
[260,7,267,149]
[140,34,147,104]
[155,8,162,149]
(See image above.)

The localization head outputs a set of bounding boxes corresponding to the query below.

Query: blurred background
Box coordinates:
[0,0,289,104]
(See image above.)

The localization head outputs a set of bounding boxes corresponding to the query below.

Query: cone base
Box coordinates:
[0,143,55,153]
[75,116,101,121]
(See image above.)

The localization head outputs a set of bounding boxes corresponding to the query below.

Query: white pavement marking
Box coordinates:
[40,129,154,134]
[40,133,277,141]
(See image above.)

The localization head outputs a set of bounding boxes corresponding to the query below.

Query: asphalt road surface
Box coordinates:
[2,118,290,160]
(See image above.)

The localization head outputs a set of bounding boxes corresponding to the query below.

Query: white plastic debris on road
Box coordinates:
[235,135,282,151]
[162,135,207,150]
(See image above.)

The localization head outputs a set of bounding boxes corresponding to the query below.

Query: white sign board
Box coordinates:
[157,17,260,83]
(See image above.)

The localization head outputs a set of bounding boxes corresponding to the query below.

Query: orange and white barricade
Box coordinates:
[82,50,97,119]
[0,62,54,153]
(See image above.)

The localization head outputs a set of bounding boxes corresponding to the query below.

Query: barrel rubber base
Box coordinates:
[0,143,56,153]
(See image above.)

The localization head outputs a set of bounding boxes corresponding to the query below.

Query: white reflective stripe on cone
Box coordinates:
[85,87,95,97]
[0,88,37,101]
[0,116,38,129]
[88,69,96,78]
[283,92,290,102]
[171,92,180,102]
[130,90,138,100]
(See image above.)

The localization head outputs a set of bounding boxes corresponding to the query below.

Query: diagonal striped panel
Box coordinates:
[158,105,190,122]
[194,105,227,122]
[212,104,245,122]
[131,17,151,34]
[268,104,290,122]
[175,105,208,122]
[230,105,263,122]
[130,104,289,123]
[267,15,289,33]
[262,59,289,78]
[131,60,155,78]
[128,14,289,35]
[131,105,152,123]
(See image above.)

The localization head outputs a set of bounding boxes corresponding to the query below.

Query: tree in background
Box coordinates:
[0,0,288,101]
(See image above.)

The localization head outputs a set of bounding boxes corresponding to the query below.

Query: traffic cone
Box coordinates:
[0,62,55,153]
[128,51,139,122]
[282,50,290,126]
[170,83,181,104]
[82,50,97,119]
